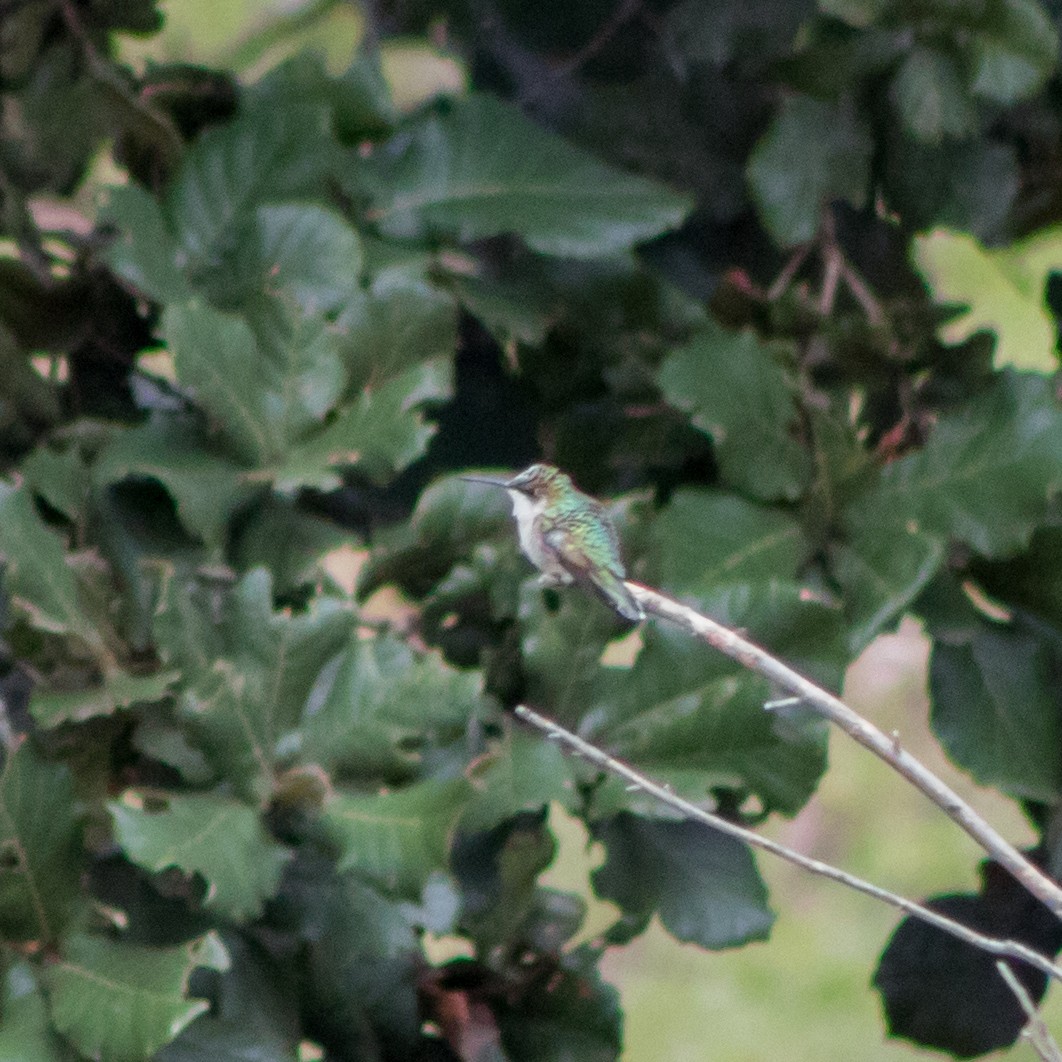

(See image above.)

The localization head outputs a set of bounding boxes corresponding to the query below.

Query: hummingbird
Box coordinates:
[460,463,644,623]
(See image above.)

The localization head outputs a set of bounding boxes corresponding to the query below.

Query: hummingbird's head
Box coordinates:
[460,463,570,500]
[504,463,568,499]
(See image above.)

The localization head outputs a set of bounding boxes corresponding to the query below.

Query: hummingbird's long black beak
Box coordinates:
[459,474,512,488]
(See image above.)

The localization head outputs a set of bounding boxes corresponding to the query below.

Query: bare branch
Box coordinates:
[996,962,1062,1062]
[624,581,1062,921]
[514,703,1062,984]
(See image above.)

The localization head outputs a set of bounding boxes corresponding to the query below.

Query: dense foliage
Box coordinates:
[1,0,1062,1057]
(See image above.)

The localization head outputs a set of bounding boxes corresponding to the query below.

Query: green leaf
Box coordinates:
[890,46,977,145]
[357,93,692,257]
[747,94,872,247]
[494,952,622,1062]
[30,669,178,729]
[157,568,355,799]
[0,484,105,654]
[519,588,629,727]
[321,777,471,899]
[0,739,83,942]
[248,51,397,142]
[280,858,421,1056]
[162,302,277,467]
[462,729,574,832]
[974,523,1062,632]
[5,962,77,1062]
[247,203,363,316]
[647,489,808,599]
[591,616,831,816]
[101,184,192,304]
[0,962,72,1061]
[337,275,457,392]
[110,792,291,920]
[453,814,561,952]
[968,0,1058,104]
[154,938,301,1062]
[46,932,228,1062]
[132,715,214,785]
[165,101,335,294]
[277,359,451,489]
[912,227,1062,372]
[302,633,482,779]
[884,138,1018,240]
[232,496,350,595]
[94,417,259,547]
[21,445,90,525]
[833,527,944,651]
[930,618,1062,801]
[358,474,514,598]
[846,371,1062,557]
[657,323,810,501]
[163,300,344,470]
[593,813,774,948]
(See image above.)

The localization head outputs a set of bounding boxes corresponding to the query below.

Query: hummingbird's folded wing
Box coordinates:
[541,524,644,622]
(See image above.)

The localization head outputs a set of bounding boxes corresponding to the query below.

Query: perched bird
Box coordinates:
[461,463,644,623]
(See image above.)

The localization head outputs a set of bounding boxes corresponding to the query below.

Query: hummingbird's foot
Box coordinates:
[537,572,573,588]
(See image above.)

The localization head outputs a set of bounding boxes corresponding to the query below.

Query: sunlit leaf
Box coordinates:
[913,227,1061,372]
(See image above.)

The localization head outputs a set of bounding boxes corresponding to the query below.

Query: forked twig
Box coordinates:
[514,703,1062,984]
[996,962,1062,1062]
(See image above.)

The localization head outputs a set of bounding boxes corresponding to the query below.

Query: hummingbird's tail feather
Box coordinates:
[587,569,645,623]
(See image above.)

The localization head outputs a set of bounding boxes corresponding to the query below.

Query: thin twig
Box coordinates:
[514,703,1062,983]
[766,243,811,301]
[840,259,885,326]
[624,582,1062,921]
[56,0,184,168]
[996,962,1062,1062]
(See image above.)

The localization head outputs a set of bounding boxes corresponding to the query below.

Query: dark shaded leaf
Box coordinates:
[874,860,1062,1057]
[890,46,977,144]
[495,952,622,1062]
[968,0,1058,104]
[593,812,774,949]
[155,937,302,1062]
[929,616,1062,801]
[846,371,1062,557]
[747,94,872,246]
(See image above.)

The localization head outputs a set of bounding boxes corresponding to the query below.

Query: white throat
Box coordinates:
[506,488,545,563]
